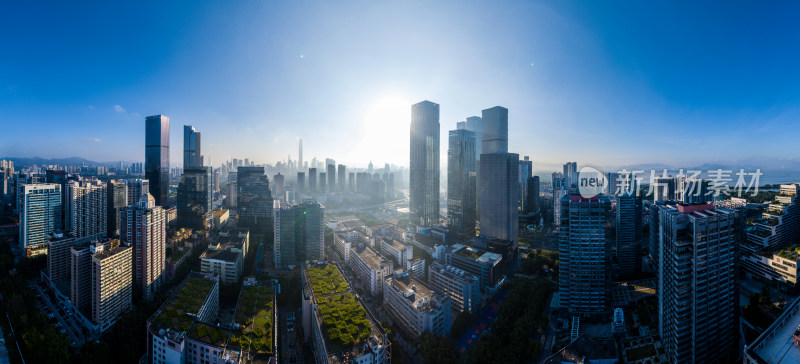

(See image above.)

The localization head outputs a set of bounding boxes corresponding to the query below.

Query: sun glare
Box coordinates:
[351,96,411,166]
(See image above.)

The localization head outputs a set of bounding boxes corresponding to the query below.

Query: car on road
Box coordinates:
[60,329,66,334]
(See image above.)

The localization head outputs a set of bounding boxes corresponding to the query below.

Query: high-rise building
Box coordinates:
[183,125,202,168]
[120,194,166,299]
[465,116,482,162]
[337,164,346,192]
[652,176,678,201]
[298,138,303,173]
[145,115,170,207]
[125,179,149,206]
[319,172,327,193]
[237,166,273,243]
[558,193,612,317]
[527,176,540,213]
[563,162,578,188]
[615,191,642,275]
[657,203,736,363]
[20,183,62,256]
[91,241,133,333]
[297,172,305,193]
[65,180,108,241]
[481,107,508,154]
[273,200,324,269]
[308,167,317,193]
[410,100,440,227]
[273,172,285,198]
[479,153,520,242]
[107,180,127,237]
[177,166,212,229]
[678,178,712,204]
[326,159,336,193]
[348,172,356,192]
[447,129,477,237]
[519,156,533,212]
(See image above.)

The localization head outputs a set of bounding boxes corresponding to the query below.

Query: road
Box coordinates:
[31,280,85,347]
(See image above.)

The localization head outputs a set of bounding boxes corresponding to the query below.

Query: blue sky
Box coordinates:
[2,1,800,171]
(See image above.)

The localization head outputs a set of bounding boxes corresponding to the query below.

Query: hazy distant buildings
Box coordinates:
[410,101,440,227]
[326,159,336,193]
[563,162,578,188]
[237,166,273,243]
[308,167,317,193]
[20,183,62,256]
[558,193,612,317]
[145,115,170,207]
[296,172,305,193]
[319,172,327,193]
[177,166,212,230]
[447,128,477,237]
[183,125,202,168]
[273,172,285,198]
[273,201,324,269]
[120,194,166,299]
[338,164,346,192]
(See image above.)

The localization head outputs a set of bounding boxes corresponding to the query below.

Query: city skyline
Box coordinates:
[4,1,800,169]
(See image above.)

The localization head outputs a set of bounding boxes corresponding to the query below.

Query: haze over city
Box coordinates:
[3,1,800,170]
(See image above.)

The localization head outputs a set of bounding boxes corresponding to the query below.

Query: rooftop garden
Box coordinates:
[229,285,274,355]
[456,247,481,259]
[170,247,187,262]
[154,276,216,332]
[307,264,349,296]
[317,293,372,352]
[777,246,800,260]
[189,322,229,347]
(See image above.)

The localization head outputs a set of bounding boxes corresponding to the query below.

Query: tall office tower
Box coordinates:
[527,176,540,213]
[274,173,285,198]
[91,241,133,333]
[447,129,477,237]
[551,172,564,190]
[20,184,62,256]
[244,158,250,167]
[237,166,273,243]
[298,139,304,172]
[679,178,712,203]
[615,190,642,275]
[348,172,356,192]
[145,115,170,207]
[125,179,149,206]
[273,200,324,269]
[563,162,578,188]
[337,165,346,192]
[120,194,166,299]
[297,172,305,193]
[107,181,127,237]
[177,166,212,229]
[326,161,336,193]
[465,116,482,160]
[308,167,317,193]
[479,153,520,242]
[519,156,533,212]
[66,180,108,241]
[481,107,508,154]
[652,176,677,201]
[657,204,736,363]
[605,172,620,196]
[410,100,440,227]
[183,125,202,168]
[386,172,395,200]
[319,173,327,192]
[559,194,612,318]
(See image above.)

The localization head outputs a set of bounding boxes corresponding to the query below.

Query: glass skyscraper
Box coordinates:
[145,115,170,207]
[183,125,202,168]
[410,100,440,227]
[237,166,273,243]
[273,200,324,269]
[447,129,476,237]
[20,183,62,256]
[177,166,212,229]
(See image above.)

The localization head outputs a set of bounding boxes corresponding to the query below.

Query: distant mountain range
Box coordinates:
[0,156,107,167]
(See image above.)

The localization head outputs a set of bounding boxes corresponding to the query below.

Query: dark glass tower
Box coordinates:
[183,125,202,167]
[177,166,212,229]
[237,166,273,243]
[447,129,476,237]
[410,100,440,227]
[145,115,170,207]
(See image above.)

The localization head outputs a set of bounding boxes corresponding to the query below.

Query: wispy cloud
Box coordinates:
[113,105,126,113]
[82,137,102,143]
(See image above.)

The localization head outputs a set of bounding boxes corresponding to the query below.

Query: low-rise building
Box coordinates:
[427,261,481,316]
[211,209,229,229]
[442,243,505,293]
[334,231,358,263]
[406,258,426,280]
[380,238,413,267]
[200,248,242,284]
[744,294,800,364]
[302,263,390,364]
[383,272,451,338]
[350,246,393,296]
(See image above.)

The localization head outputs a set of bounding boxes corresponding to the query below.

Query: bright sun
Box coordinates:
[351,96,411,166]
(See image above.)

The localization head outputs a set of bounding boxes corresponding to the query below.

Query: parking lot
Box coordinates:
[30,280,86,348]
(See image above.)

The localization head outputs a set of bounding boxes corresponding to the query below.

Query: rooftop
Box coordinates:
[543,334,618,364]
[152,273,217,332]
[188,322,230,347]
[201,248,240,263]
[92,243,129,260]
[229,284,275,356]
[386,273,437,311]
[307,264,349,296]
[748,295,800,364]
[353,246,389,271]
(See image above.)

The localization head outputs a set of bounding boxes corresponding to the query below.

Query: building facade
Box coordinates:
[427,261,481,316]
[66,179,108,241]
[120,194,166,299]
[616,191,642,275]
[447,128,477,237]
[145,115,170,207]
[20,183,62,256]
[273,200,324,269]
[479,153,520,242]
[410,100,440,227]
[237,166,273,243]
[177,166,212,229]
[383,272,451,338]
